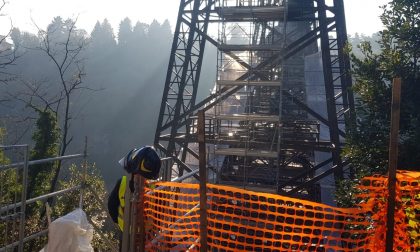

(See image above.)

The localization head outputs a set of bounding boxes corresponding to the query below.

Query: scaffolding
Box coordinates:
[154,0,354,201]
[0,144,119,252]
[204,0,322,198]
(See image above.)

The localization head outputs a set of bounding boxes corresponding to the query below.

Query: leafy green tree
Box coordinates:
[132,21,148,42]
[54,163,119,251]
[90,19,117,53]
[19,108,60,250]
[29,17,89,199]
[348,32,381,59]
[23,163,118,251]
[20,109,115,250]
[0,128,22,247]
[0,128,18,204]
[27,108,60,202]
[0,127,7,163]
[380,0,420,168]
[118,17,133,47]
[337,0,420,206]
[148,19,172,53]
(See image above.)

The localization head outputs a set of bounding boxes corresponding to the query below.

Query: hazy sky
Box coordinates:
[0,0,388,36]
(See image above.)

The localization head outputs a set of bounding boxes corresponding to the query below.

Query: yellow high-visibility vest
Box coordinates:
[117,176,127,231]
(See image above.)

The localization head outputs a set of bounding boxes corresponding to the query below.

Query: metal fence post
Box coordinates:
[18,144,29,252]
[0,147,88,251]
[79,137,88,209]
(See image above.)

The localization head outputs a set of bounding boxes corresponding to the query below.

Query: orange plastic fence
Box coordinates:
[139,182,371,251]
[135,171,419,251]
[141,182,201,251]
[357,171,420,252]
[206,184,370,252]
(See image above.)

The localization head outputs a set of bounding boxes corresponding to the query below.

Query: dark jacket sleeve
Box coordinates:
[107,178,122,223]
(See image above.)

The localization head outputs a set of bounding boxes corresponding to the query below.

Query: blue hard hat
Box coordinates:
[119,146,161,179]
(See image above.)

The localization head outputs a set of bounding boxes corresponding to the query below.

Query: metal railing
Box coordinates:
[0,144,86,252]
[1,148,187,252]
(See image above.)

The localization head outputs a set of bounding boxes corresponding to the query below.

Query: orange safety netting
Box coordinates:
[357,170,420,252]
[142,182,201,251]
[135,171,419,251]
[139,182,371,251]
[206,184,371,252]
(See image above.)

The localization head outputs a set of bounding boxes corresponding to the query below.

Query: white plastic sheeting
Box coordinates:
[41,208,94,252]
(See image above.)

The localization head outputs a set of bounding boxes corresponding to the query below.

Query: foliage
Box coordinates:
[1,114,115,251]
[335,178,363,208]
[0,16,182,185]
[378,0,420,169]
[0,127,7,163]
[25,108,116,250]
[90,19,117,54]
[0,14,183,251]
[27,108,60,200]
[343,41,392,177]
[118,17,133,47]
[10,162,117,252]
[14,109,60,250]
[38,17,87,156]
[25,17,90,204]
[54,163,119,251]
[0,128,22,248]
[337,0,420,205]
[0,128,20,203]
[403,193,420,248]
[348,33,381,59]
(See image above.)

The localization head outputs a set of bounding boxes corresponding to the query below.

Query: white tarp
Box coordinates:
[41,208,94,252]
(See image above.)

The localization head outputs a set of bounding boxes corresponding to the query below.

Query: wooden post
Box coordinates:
[385,77,401,252]
[121,175,133,252]
[198,110,208,252]
[122,175,146,252]
[134,175,146,252]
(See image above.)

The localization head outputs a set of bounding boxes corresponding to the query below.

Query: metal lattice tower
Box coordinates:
[154,0,354,201]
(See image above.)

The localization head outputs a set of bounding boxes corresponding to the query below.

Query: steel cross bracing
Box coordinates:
[154,0,354,198]
[154,0,214,179]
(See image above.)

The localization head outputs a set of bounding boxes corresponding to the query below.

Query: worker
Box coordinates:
[107,146,161,233]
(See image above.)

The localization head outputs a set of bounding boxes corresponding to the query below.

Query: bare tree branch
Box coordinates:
[0,0,6,12]
[0,8,17,86]
[10,79,64,111]
[5,16,98,213]
[0,0,18,89]
[28,17,96,206]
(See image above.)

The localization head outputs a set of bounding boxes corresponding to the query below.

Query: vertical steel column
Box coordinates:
[333,0,356,179]
[154,0,213,179]
[317,0,343,180]
[333,0,355,123]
